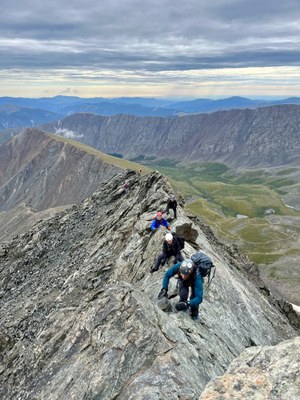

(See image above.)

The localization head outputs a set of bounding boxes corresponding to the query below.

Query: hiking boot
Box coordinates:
[175,301,188,311]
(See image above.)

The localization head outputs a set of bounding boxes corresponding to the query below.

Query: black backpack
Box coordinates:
[173,233,185,250]
[191,251,214,279]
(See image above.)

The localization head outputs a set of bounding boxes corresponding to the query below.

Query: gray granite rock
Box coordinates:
[199,336,300,400]
[0,171,298,399]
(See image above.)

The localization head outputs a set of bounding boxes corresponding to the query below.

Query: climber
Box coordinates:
[150,211,170,231]
[123,181,129,192]
[164,194,178,219]
[157,259,203,321]
[151,232,183,273]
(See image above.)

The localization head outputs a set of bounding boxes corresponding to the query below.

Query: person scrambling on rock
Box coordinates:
[164,194,178,219]
[123,181,129,192]
[157,259,203,321]
[151,232,183,273]
[150,211,170,231]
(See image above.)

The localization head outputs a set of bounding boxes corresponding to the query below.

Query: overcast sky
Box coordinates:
[1,0,300,98]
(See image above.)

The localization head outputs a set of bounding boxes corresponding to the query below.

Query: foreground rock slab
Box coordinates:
[0,171,298,399]
[200,336,300,400]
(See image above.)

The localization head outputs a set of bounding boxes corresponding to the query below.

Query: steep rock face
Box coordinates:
[45,105,300,167]
[0,128,123,212]
[200,336,300,400]
[0,171,298,399]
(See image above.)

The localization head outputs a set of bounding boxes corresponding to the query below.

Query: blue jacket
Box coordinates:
[150,217,169,231]
[162,262,203,307]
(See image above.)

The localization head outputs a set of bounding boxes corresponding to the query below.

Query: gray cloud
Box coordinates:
[0,0,300,72]
[1,0,300,98]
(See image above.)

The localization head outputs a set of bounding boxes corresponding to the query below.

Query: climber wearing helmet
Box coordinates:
[151,232,184,273]
[150,211,170,231]
[157,259,203,321]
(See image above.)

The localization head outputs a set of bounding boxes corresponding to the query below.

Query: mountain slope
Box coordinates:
[0,128,125,211]
[0,203,68,242]
[44,105,300,167]
[0,105,62,130]
[59,101,178,117]
[166,96,262,113]
[0,170,298,399]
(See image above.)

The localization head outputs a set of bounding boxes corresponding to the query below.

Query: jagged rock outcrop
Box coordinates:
[199,336,300,400]
[0,203,68,243]
[0,128,123,212]
[44,105,300,167]
[0,171,298,399]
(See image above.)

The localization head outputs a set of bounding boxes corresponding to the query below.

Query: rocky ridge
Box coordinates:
[0,170,298,399]
[0,203,69,243]
[44,105,300,167]
[0,129,123,212]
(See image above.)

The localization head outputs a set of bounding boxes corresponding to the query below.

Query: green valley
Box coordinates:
[148,160,300,304]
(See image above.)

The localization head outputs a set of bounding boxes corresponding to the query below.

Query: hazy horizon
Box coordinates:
[0,94,298,101]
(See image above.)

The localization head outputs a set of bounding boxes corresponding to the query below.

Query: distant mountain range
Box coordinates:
[0,104,62,130]
[43,104,300,168]
[1,95,300,127]
[2,102,300,168]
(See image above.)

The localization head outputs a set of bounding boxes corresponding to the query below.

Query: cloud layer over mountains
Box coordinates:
[1,0,300,70]
[1,0,300,97]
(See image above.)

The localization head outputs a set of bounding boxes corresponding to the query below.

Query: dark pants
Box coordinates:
[178,280,199,317]
[165,205,177,219]
[153,252,183,271]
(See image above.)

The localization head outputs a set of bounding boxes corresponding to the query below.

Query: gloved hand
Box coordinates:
[158,288,168,299]
[160,259,166,267]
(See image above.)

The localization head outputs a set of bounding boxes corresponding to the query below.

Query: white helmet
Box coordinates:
[165,232,173,241]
